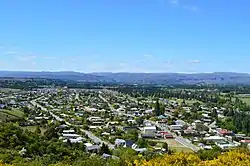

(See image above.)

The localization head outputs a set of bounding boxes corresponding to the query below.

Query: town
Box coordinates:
[1,83,250,165]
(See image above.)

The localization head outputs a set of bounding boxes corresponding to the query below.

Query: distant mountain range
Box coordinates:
[1,71,250,85]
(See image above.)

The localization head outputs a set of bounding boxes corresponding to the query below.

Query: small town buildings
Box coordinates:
[142,126,157,138]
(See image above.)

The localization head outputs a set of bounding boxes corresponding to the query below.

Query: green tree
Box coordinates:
[99,143,111,155]
[35,126,41,134]
[154,100,160,116]
[162,142,169,152]
[123,129,139,142]
[136,138,148,148]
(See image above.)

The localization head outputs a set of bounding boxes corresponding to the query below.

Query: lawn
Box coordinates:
[233,95,250,106]
[2,109,24,118]
[22,126,47,136]
[147,139,193,153]
[171,147,194,153]
[239,97,250,106]
[0,109,24,122]
[0,88,21,93]
[0,112,19,122]
[176,98,202,105]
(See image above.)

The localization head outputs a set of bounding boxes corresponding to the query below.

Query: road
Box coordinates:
[80,129,115,149]
[31,98,115,149]
[175,137,200,152]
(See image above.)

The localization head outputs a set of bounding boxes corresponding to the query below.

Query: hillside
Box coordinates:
[1,71,250,85]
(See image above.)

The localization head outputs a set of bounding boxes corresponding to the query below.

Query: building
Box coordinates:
[158,131,174,139]
[218,129,234,137]
[84,143,100,153]
[142,126,157,138]
[115,139,126,147]
[204,136,226,143]
[170,125,183,131]
[63,137,84,143]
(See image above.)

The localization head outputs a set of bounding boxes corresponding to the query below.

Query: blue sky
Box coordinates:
[0,0,249,73]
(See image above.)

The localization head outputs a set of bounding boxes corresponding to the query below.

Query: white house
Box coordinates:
[204,136,226,143]
[142,126,157,138]
[170,125,183,131]
[115,139,126,147]
[84,143,100,153]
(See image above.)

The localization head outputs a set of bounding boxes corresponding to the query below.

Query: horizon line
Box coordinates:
[0,70,249,74]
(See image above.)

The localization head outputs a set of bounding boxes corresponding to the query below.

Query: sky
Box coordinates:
[0,0,249,73]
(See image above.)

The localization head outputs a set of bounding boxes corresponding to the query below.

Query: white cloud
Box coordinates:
[188,60,200,64]
[18,55,36,61]
[4,51,17,55]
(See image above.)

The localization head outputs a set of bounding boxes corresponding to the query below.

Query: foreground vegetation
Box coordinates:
[1,150,250,166]
[1,122,250,166]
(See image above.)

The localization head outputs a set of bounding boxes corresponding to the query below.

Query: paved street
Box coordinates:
[80,129,115,149]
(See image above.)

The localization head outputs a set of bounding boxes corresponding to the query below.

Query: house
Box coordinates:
[145,109,153,114]
[175,120,186,126]
[63,130,75,134]
[142,126,157,138]
[75,112,84,117]
[63,137,84,143]
[57,124,68,129]
[217,143,237,150]
[158,115,168,120]
[170,125,183,131]
[158,131,174,139]
[184,128,196,135]
[240,140,250,144]
[102,153,112,159]
[133,111,140,116]
[0,104,6,109]
[125,140,134,148]
[131,144,147,153]
[62,134,80,138]
[218,129,234,137]
[115,139,126,147]
[84,143,100,153]
[128,119,136,124]
[204,136,226,143]
[101,132,111,136]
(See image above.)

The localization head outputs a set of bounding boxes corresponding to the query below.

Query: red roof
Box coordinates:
[158,131,170,134]
[240,140,250,143]
[219,129,232,134]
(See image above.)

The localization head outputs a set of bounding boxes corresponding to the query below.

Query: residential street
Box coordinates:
[31,98,115,149]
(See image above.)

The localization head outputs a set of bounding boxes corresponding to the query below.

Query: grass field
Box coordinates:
[0,112,19,122]
[239,97,250,106]
[232,95,250,106]
[0,88,21,93]
[22,126,47,135]
[2,109,24,118]
[0,109,24,122]
[147,139,193,153]
[176,99,202,105]
[171,147,194,153]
